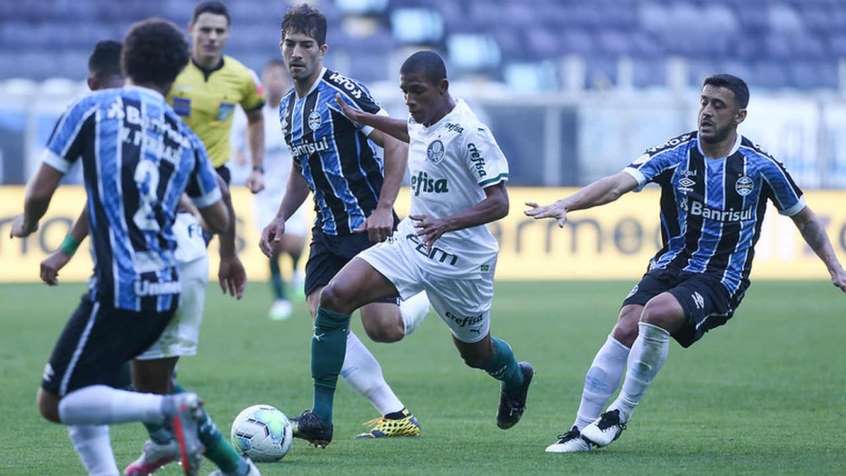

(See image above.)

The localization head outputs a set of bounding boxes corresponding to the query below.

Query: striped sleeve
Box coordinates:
[623,134,693,191]
[41,97,98,174]
[185,136,222,208]
[325,70,384,136]
[760,155,805,216]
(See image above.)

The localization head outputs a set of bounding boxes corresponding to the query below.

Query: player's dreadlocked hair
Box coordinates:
[704,74,750,109]
[122,19,189,86]
[400,51,448,85]
[88,40,122,78]
[192,0,230,25]
[282,4,327,45]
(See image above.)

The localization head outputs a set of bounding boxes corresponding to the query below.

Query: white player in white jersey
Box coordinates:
[293,51,533,443]
[234,59,308,319]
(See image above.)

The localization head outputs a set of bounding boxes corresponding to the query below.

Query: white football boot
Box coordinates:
[544,426,593,453]
[580,409,627,447]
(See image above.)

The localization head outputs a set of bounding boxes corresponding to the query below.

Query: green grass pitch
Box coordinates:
[1,281,844,475]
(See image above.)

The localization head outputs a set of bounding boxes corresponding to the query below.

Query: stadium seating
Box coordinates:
[0,0,843,91]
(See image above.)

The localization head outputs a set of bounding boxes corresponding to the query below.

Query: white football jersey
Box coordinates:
[172,212,207,264]
[403,99,509,275]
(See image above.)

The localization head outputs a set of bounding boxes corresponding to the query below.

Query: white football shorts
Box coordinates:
[135,252,209,360]
[358,232,496,343]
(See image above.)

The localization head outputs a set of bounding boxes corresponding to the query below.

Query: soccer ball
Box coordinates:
[230,404,293,462]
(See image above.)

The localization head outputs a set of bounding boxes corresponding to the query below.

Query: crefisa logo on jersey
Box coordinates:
[735,175,754,196]
[308,110,321,130]
[427,140,445,164]
[467,143,487,178]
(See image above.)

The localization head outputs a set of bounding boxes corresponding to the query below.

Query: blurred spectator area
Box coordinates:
[3,1,846,188]
[1,0,845,92]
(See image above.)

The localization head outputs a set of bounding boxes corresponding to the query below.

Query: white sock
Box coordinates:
[573,335,630,430]
[68,425,119,476]
[400,291,430,337]
[340,331,404,415]
[608,322,670,422]
[59,385,166,425]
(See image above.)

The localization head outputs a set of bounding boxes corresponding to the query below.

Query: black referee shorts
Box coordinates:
[215,164,231,185]
[41,294,175,396]
[622,267,744,348]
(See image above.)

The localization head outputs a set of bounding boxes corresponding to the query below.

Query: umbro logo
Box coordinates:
[679,177,695,188]
[691,292,705,310]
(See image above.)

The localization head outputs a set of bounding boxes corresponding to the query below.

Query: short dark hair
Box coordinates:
[122,19,189,86]
[88,40,123,77]
[703,74,749,108]
[281,4,327,45]
[400,51,448,85]
[192,0,230,25]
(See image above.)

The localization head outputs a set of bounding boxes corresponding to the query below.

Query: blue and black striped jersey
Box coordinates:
[624,131,804,298]
[278,67,386,236]
[42,86,221,312]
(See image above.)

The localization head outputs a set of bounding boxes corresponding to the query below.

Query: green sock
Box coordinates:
[144,380,245,474]
[312,307,351,423]
[484,337,525,396]
[269,258,286,300]
[197,408,246,475]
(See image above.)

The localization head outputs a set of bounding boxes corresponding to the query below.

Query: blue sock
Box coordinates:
[484,337,524,396]
[311,307,351,424]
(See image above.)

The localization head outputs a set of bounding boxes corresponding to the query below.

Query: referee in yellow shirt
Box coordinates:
[169,0,266,191]
[168,1,265,302]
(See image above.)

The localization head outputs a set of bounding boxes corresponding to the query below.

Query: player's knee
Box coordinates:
[641,295,683,331]
[612,321,638,347]
[363,322,403,343]
[319,283,354,314]
[36,389,61,423]
[613,306,641,346]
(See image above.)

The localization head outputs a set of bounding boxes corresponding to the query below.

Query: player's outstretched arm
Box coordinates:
[524,171,638,227]
[411,182,508,249]
[357,130,408,242]
[335,94,410,143]
[10,163,64,238]
[260,163,310,258]
[791,206,846,293]
[40,207,90,286]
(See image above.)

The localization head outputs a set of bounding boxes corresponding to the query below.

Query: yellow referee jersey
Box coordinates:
[168,56,265,168]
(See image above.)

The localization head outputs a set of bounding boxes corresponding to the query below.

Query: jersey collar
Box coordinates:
[697,132,742,159]
[418,99,465,132]
[296,66,326,99]
[192,57,225,81]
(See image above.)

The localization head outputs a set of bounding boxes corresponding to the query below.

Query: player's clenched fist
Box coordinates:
[355,206,393,243]
[259,217,286,258]
[40,251,72,286]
